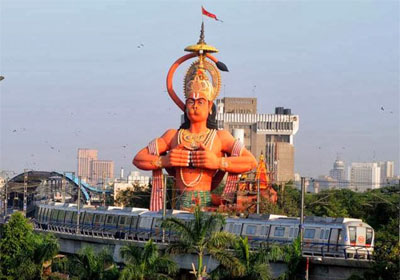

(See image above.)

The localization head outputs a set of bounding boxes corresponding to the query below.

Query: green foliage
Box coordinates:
[0,212,60,279]
[263,184,399,280]
[162,206,240,280]
[119,239,178,280]
[211,237,283,280]
[281,237,303,280]
[68,246,119,280]
[114,186,150,208]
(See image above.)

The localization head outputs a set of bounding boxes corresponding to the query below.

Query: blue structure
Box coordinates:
[7,171,112,203]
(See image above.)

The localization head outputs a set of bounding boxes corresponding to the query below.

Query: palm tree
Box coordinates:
[211,236,283,280]
[119,239,178,280]
[69,246,119,280]
[161,206,243,280]
[32,233,60,278]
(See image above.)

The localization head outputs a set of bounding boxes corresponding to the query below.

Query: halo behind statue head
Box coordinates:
[166,22,226,111]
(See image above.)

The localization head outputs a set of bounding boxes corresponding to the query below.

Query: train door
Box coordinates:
[328,228,341,252]
[356,227,366,246]
[365,228,373,247]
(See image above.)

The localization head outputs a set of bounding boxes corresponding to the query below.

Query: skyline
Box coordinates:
[1,0,399,177]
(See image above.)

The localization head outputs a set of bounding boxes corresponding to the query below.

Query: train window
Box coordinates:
[94,214,101,224]
[51,209,58,221]
[245,225,257,235]
[126,217,132,227]
[140,218,152,228]
[153,219,162,228]
[304,229,315,239]
[325,229,329,239]
[233,224,242,234]
[79,213,85,223]
[320,229,324,239]
[57,210,66,222]
[84,213,93,224]
[289,228,294,237]
[261,226,269,236]
[295,228,299,237]
[65,211,72,223]
[72,212,77,223]
[349,226,356,243]
[366,228,373,244]
[119,216,126,226]
[106,215,114,224]
[274,227,285,237]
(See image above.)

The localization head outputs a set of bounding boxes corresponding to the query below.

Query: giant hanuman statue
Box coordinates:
[133,23,257,211]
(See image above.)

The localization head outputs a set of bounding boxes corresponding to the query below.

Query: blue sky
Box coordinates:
[1,0,398,177]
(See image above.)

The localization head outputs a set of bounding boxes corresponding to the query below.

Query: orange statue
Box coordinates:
[133,23,257,210]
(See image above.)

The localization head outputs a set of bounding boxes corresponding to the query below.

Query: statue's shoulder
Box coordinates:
[216,129,234,139]
[161,129,178,142]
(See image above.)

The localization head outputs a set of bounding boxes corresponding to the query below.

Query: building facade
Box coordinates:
[77,149,98,184]
[377,161,395,185]
[215,97,299,183]
[349,162,381,191]
[91,160,114,186]
[127,171,150,187]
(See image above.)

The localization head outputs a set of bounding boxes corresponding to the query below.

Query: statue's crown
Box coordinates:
[184,59,221,101]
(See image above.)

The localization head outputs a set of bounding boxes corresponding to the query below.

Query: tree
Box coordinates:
[68,246,119,280]
[281,237,303,280]
[115,186,150,208]
[162,206,242,280]
[119,239,178,280]
[211,236,283,280]
[0,211,60,279]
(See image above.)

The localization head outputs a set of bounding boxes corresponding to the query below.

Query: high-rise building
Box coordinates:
[215,97,299,183]
[329,157,346,182]
[328,157,349,188]
[91,160,114,186]
[349,162,381,191]
[377,161,395,185]
[77,149,98,183]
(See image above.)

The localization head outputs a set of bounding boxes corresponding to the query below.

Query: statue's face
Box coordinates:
[186,97,211,123]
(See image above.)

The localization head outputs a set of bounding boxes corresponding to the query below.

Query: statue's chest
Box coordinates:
[177,129,217,151]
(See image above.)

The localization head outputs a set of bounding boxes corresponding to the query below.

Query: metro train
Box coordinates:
[34,203,374,259]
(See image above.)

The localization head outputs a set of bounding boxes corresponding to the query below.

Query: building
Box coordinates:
[77,149,98,184]
[349,162,381,192]
[127,171,150,187]
[215,97,299,183]
[328,157,349,188]
[91,160,114,186]
[377,161,395,185]
[329,157,346,182]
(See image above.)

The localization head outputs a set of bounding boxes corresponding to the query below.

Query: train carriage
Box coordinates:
[33,203,374,259]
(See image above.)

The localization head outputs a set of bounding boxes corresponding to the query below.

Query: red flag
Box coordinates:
[202,6,222,22]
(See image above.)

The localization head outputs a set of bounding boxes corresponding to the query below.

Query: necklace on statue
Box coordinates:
[178,129,216,150]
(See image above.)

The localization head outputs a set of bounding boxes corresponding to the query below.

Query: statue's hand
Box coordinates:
[161,144,190,167]
[192,143,220,170]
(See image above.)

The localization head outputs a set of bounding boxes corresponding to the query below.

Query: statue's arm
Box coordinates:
[192,131,257,173]
[218,130,257,173]
[132,129,175,170]
[133,129,190,170]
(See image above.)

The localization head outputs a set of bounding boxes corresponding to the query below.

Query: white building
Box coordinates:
[215,98,299,183]
[377,161,395,185]
[127,171,150,187]
[349,162,381,192]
